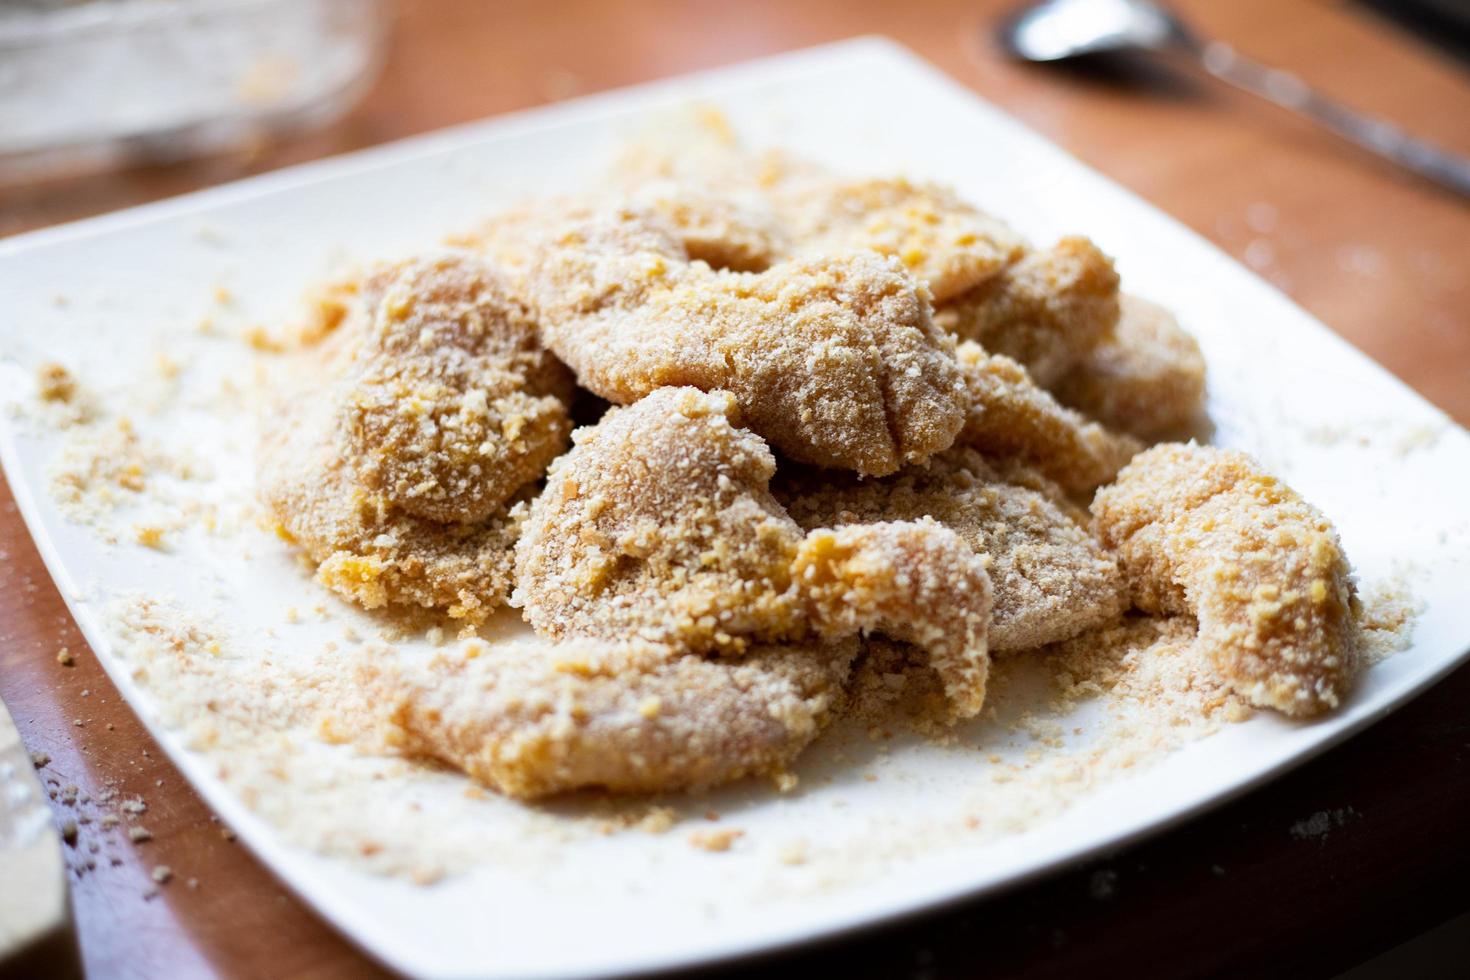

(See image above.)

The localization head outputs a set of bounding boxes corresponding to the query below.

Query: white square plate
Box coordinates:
[2,38,1468,980]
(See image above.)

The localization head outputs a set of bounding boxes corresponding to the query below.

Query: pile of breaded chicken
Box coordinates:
[258,132,1363,799]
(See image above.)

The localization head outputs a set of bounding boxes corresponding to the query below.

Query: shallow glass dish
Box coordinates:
[0,0,390,182]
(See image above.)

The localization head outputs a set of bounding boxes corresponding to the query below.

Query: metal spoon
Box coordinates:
[1000,0,1470,200]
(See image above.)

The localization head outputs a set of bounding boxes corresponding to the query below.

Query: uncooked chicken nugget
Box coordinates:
[780,448,1124,652]
[517,207,967,477]
[774,177,1027,302]
[516,387,993,717]
[516,386,803,650]
[1093,443,1362,716]
[377,635,858,798]
[269,458,523,622]
[793,520,993,717]
[626,179,787,271]
[936,237,1120,388]
[956,341,1141,495]
[346,254,574,524]
[258,254,570,623]
[466,183,786,275]
[614,135,1023,299]
[1054,294,1206,439]
[614,129,1035,304]
[258,341,522,622]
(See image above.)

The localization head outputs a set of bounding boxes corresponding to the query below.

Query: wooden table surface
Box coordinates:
[1,1,1467,977]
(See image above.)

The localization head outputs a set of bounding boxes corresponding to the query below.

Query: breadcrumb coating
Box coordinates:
[516,387,993,716]
[258,344,524,622]
[1093,443,1362,716]
[347,255,574,524]
[294,274,360,345]
[936,237,1120,387]
[626,179,787,272]
[1036,614,1250,722]
[780,448,1124,652]
[955,341,1141,495]
[375,636,858,798]
[517,206,967,476]
[466,183,786,276]
[1055,294,1207,439]
[793,520,992,717]
[515,387,803,651]
[773,177,1026,303]
[614,132,1025,302]
[258,254,572,622]
[270,457,523,621]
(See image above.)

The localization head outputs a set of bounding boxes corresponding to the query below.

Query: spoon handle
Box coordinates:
[1189,40,1470,201]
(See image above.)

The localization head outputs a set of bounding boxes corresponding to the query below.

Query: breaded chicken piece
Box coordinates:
[779,448,1124,652]
[374,635,858,798]
[347,255,574,524]
[612,123,1071,333]
[258,336,523,622]
[613,129,1023,300]
[515,387,802,650]
[259,254,571,622]
[773,177,1027,303]
[1093,443,1362,716]
[793,521,993,717]
[936,237,1121,388]
[626,179,787,271]
[516,387,993,717]
[517,207,968,477]
[1054,294,1207,440]
[956,341,1141,495]
[265,449,524,620]
[464,183,787,276]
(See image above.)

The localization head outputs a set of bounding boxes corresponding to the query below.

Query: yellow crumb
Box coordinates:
[37,362,77,402]
[778,840,808,865]
[689,828,744,852]
[134,525,168,550]
[155,353,182,380]
[245,326,285,352]
[638,806,677,834]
